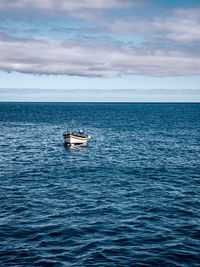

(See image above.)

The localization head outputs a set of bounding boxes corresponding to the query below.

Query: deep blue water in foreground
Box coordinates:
[0,102,200,266]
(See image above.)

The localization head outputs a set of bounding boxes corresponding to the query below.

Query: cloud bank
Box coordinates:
[0,35,200,77]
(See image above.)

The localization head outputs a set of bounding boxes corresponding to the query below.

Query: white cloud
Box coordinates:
[0,35,200,77]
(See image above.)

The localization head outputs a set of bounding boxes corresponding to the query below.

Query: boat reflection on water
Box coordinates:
[64,142,88,150]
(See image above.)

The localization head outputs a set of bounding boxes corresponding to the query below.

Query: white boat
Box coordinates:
[63,124,91,146]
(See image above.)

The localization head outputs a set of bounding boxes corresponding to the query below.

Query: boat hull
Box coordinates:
[63,134,89,145]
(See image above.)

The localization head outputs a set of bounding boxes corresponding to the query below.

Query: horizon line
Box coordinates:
[1,101,200,104]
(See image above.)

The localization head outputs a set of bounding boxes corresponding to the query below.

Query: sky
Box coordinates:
[0,0,200,102]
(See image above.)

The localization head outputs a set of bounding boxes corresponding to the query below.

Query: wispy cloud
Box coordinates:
[0,0,138,22]
[99,8,200,44]
[0,0,135,10]
[2,88,200,95]
[1,1,198,44]
[1,88,200,102]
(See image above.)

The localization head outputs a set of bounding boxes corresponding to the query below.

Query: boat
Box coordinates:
[63,123,91,146]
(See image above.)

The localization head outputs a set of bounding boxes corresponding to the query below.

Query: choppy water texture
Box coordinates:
[0,102,200,266]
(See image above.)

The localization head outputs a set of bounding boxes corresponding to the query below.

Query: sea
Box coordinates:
[0,102,200,266]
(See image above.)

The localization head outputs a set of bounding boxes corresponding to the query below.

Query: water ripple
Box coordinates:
[0,103,200,266]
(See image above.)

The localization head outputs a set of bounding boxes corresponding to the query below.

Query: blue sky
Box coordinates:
[0,0,200,101]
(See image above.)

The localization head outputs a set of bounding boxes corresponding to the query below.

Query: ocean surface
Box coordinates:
[0,102,200,266]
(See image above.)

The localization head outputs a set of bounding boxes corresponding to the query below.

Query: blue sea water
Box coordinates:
[0,102,200,266]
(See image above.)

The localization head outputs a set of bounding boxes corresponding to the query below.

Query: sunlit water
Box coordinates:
[0,103,200,266]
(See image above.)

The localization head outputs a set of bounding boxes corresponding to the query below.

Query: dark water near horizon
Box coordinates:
[0,102,200,266]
